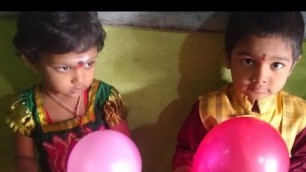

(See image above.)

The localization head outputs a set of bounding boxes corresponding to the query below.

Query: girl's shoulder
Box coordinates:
[5,85,38,136]
[92,79,122,104]
[92,79,128,127]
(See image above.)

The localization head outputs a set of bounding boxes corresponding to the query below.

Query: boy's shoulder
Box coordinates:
[279,90,306,105]
[198,84,230,101]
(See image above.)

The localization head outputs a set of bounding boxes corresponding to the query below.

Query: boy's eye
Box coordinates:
[272,62,284,69]
[242,58,254,65]
[56,66,71,72]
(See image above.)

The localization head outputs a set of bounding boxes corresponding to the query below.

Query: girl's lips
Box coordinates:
[71,88,84,94]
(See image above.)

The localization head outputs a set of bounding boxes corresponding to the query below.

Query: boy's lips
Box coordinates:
[248,86,268,93]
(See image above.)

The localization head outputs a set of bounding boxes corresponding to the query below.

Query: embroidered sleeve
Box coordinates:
[103,86,128,128]
[6,96,35,137]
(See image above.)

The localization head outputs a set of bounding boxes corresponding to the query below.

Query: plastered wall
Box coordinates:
[1,16,306,172]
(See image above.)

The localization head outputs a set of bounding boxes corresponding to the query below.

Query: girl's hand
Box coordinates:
[174,166,192,172]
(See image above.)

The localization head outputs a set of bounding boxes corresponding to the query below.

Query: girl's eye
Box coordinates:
[242,58,254,65]
[272,62,284,69]
[84,61,96,69]
[56,66,71,72]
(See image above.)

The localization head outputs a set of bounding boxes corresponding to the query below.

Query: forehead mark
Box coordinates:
[71,55,91,69]
[75,61,84,69]
[259,54,266,61]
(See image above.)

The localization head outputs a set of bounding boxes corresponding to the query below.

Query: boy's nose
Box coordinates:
[251,66,268,83]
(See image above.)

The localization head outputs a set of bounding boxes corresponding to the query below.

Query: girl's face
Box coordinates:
[35,46,98,98]
[225,35,299,100]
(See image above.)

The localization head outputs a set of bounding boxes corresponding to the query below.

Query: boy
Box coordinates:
[172,12,306,172]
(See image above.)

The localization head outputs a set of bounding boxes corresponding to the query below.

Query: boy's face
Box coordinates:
[34,46,98,98]
[225,35,299,100]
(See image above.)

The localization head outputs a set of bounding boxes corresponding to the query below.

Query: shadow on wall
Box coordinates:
[0,16,40,172]
[0,94,15,171]
[131,13,230,172]
[0,16,40,94]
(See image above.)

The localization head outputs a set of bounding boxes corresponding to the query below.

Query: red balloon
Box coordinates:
[193,117,289,172]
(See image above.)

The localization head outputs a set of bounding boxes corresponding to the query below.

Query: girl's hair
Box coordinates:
[225,12,305,60]
[13,12,106,63]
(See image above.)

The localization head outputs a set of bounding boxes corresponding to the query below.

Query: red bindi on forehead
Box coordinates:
[75,61,84,69]
[258,54,266,61]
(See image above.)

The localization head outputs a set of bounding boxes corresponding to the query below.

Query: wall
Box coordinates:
[98,26,229,172]
[2,11,306,34]
[97,12,229,32]
[1,14,306,172]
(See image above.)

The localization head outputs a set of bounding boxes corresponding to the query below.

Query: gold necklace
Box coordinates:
[44,89,82,119]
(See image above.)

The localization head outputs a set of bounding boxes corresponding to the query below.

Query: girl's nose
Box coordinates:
[71,67,85,84]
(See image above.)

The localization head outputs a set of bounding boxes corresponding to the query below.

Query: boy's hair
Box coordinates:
[225,12,305,60]
[13,12,106,63]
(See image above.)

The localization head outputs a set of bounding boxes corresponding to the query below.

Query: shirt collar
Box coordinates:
[230,84,277,115]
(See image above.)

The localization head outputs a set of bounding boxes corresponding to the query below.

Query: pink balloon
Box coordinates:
[67,130,142,172]
[193,117,289,172]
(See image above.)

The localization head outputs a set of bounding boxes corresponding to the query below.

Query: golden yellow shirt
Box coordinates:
[198,83,306,153]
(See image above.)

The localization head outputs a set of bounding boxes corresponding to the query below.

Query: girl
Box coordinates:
[6,12,130,172]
